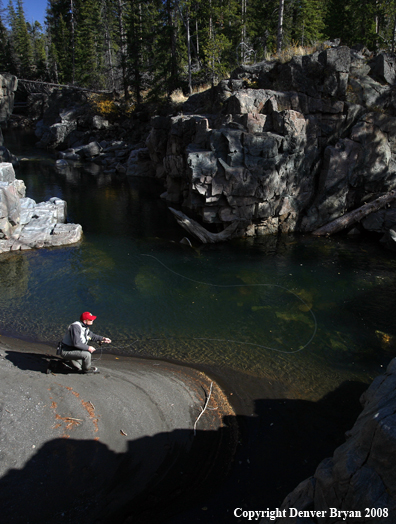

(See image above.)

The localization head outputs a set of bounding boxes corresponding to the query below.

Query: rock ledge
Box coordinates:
[260,358,396,523]
[0,162,82,253]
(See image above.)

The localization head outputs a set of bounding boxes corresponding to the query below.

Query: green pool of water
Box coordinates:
[1,129,395,401]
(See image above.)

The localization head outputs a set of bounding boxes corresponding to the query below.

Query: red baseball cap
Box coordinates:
[80,312,97,322]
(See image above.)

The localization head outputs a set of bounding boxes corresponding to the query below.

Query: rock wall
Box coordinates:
[0,162,82,253]
[260,358,396,524]
[0,73,17,125]
[143,46,396,239]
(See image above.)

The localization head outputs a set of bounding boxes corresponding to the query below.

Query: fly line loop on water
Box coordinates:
[139,253,318,355]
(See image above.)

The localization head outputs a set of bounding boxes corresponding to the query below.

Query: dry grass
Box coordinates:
[192,83,212,94]
[275,43,322,63]
[170,89,188,104]
[170,83,213,104]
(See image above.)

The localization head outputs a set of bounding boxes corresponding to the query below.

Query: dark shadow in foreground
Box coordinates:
[0,377,367,524]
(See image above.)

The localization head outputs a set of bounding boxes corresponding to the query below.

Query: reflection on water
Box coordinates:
[1,129,396,401]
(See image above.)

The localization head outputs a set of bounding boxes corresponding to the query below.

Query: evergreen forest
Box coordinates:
[1,0,396,102]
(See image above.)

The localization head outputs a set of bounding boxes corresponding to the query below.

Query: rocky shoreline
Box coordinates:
[1,333,380,524]
[0,162,82,253]
[260,356,396,523]
[3,44,396,249]
[0,335,237,524]
[4,44,396,248]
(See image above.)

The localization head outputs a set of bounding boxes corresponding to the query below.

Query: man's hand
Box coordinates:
[88,346,96,353]
[102,338,111,343]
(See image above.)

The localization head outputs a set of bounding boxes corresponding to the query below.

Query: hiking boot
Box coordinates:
[84,366,100,374]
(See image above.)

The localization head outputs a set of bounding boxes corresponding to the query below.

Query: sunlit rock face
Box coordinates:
[143,46,396,239]
[0,162,82,253]
[0,74,17,125]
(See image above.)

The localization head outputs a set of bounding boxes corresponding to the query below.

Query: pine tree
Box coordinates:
[7,0,33,78]
[13,0,34,77]
[46,0,73,83]
[325,0,380,48]
[289,0,326,46]
[28,21,48,79]
[246,0,278,58]
[125,0,157,104]
[0,1,12,72]
[74,0,106,87]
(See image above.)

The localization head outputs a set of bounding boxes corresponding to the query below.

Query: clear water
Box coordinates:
[1,129,396,401]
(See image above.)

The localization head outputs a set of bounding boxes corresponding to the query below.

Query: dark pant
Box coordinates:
[61,346,92,372]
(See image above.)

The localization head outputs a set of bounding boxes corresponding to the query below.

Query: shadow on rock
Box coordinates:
[165,380,368,524]
[0,424,235,524]
[0,378,368,524]
[4,350,77,374]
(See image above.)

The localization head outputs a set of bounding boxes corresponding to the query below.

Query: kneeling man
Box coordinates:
[60,312,111,374]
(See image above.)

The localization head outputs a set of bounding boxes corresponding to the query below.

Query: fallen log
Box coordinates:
[312,190,396,236]
[169,207,241,243]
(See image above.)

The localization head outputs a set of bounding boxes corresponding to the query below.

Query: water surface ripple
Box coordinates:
[1,129,396,401]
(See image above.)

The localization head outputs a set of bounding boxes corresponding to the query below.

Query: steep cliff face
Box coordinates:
[259,358,396,524]
[144,46,396,240]
[0,73,18,150]
[0,74,17,126]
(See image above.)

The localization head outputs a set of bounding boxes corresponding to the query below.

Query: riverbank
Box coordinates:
[0,334,237,524]
[0,334,369,524]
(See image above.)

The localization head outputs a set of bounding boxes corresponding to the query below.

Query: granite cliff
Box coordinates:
[141,45,396,242]
[11,44,396,244]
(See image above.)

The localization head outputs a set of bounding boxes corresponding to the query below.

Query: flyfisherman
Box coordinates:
[60,312,112,374]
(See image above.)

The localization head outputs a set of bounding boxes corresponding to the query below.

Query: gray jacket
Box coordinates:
[62,321,103,351]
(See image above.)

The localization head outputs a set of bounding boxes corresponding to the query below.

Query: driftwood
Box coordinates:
[18,78,111,95]
[169,207,241,243]
[312,191,396,236]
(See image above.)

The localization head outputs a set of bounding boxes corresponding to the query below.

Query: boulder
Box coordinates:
[0,163,82,253]
[26,93,49,121]
[0,146,18,165]
[92,115,110,129]
[0,162,16,184]
[370,52,396,85]
[260,358,396,523]
[79,141,102,158]
[126,148,155,177]
[0,183,21,238]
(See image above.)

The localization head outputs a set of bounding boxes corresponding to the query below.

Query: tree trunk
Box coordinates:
[117,0,128,100]
[186,8,192,94]
[312,191,396,236]
[169,208,241,243]
[277,0,284,53]
[70,0,75,84]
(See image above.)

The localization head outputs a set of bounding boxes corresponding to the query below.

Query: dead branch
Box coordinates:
[193,382,213,435]
[312,191,396,236]
[169,208,241,243]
